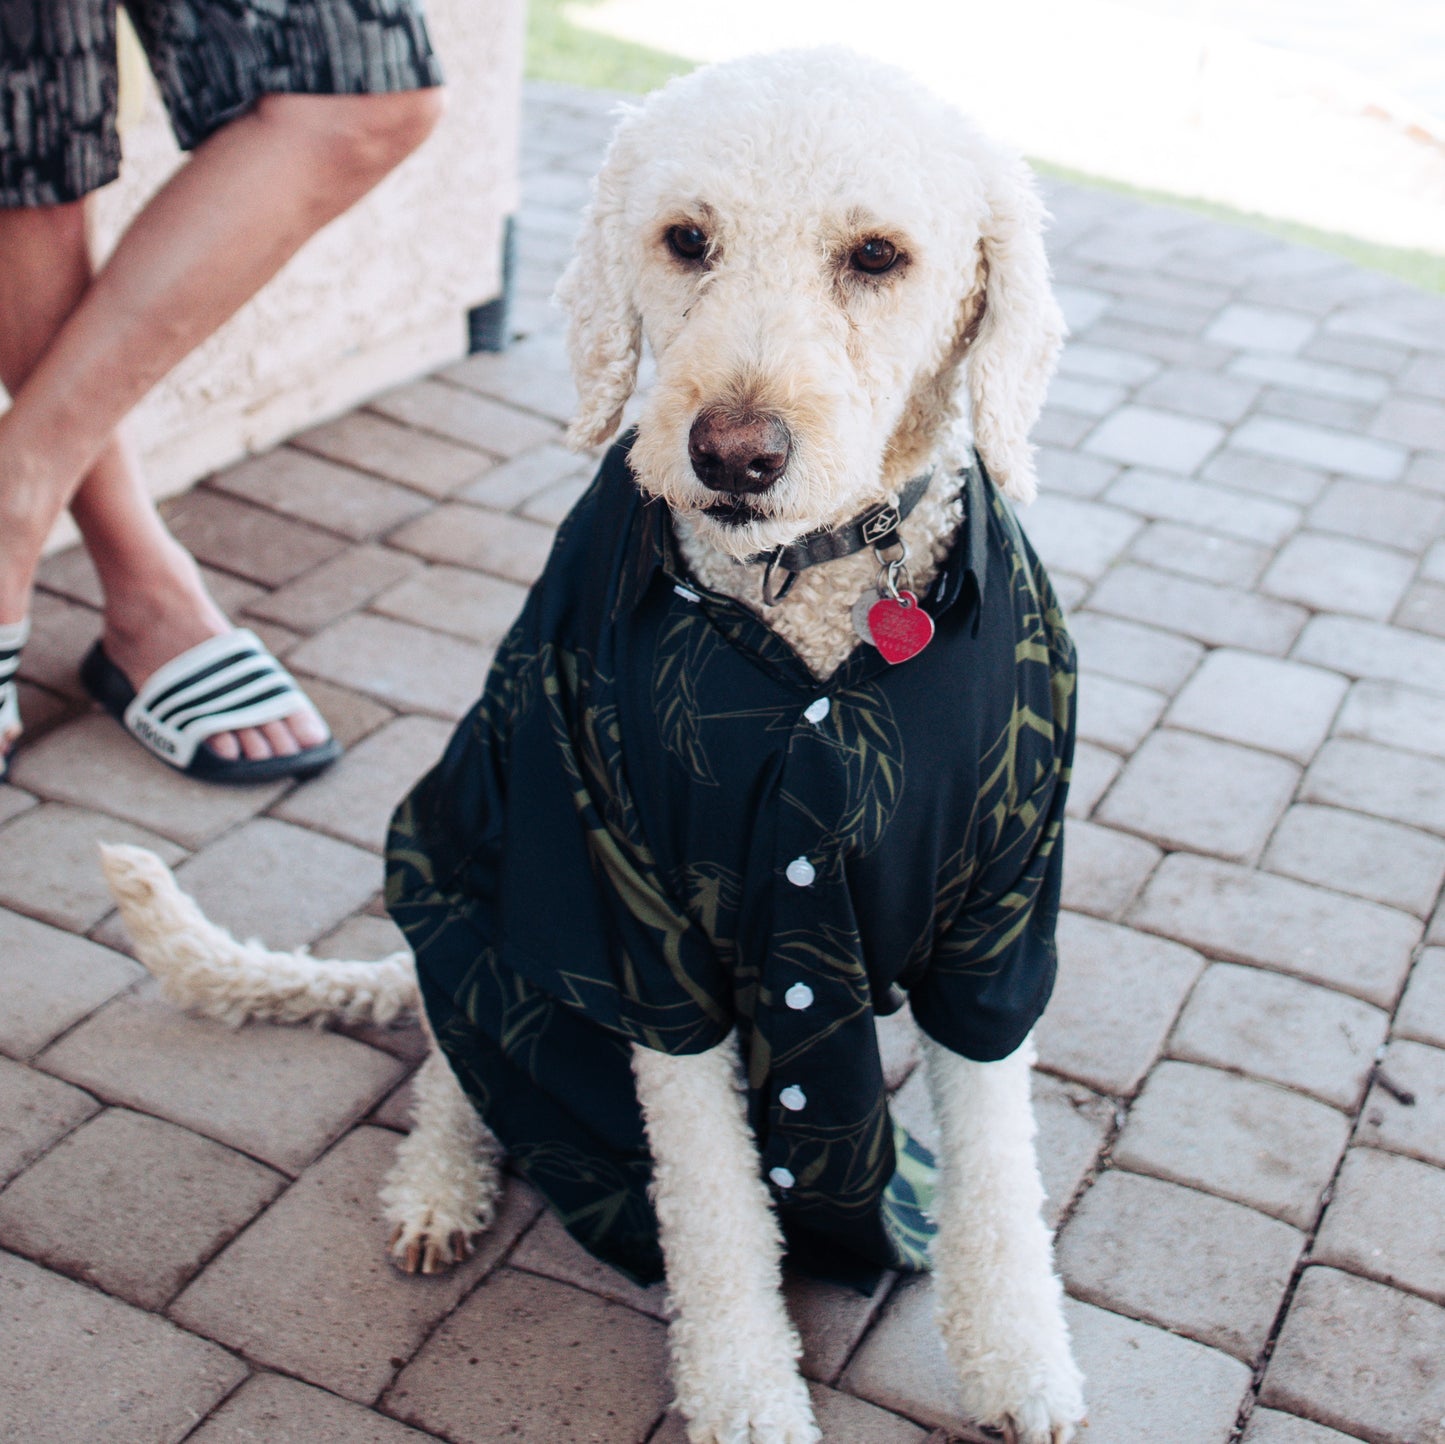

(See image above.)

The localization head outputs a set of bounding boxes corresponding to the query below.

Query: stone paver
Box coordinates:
[164,488,349,587]
[186,1373,444,1444]
[1106,469,1301,544]
[0,802,186,933]
[1064,738,1122,817]
[1243,1408,1378,1444]
[1060,817,1162,919]
[1204,303,1317,354]
[1033,912,1204,1095]
[1067,611,1205,692]
[1229,416,1406,482]
[1263,804,1445,917]
[1129,518,1269,587]
[1302,737,1445,837]
[0,1106,284,1309]
[4,79,1444,1444]
[294,409,493,498]
[389,503,556,584]
[211,447,432,541]
[244,543,424,634]
[1097,729,1300,862]
[0,909,142,1060]
[1032,1072,1114,1227]
[1112,1060,1349,1227]
[1396,948,1445,1048]
[1311,477,1445,554]
[1262,531,1418,618]
[383,1267,670,1443]
[1294,616,1445,695]
[1356,1038,1445,1169]
[1313,1146,1445,1304]
[1131,853,1421,1006]
[172,1129,543,1404]
[287,612,494,719]
[456,441,587,511]
[371,564,529,646]
[39,983,404,1174]
[1089,564,1308,652]
[1169,963,1388,1110]
[273,715,454,852]
[6,713,288,849]
[1164,650,1347,763]
[0,1054,98,1185]
[1075,673,1167,753]
[1057,1168,1302,1360]
[844,1278,1252,1442]
[1015,494,1142,580]
[1262,1267,1445,1444]
[0,1249,247,1444]
[369,378,557,458]
[166,817,380,952]
[1083,405,1225,473]
[1334,679,1445,761]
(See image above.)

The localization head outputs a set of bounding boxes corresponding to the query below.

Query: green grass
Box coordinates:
[1033,160,1445,295]
[525,0,695,94]
[522,8,1444,295]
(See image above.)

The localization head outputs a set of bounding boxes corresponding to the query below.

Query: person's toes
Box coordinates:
[236,727,273,761]
[206,730,243,762]
[260,719,301,757]
[288,707,330,750]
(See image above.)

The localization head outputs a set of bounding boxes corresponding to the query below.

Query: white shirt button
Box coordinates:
[784,982,814,1010]
[779,1085,807,1112]
[803,697,830,724]
[768,1166,796,1189]
[785,856,816,887]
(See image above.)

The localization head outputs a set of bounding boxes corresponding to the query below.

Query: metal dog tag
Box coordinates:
[851,591,878,646]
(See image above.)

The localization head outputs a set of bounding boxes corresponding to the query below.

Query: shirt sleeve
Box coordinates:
[908,766,1068,1062]
[909,553,1077,1064]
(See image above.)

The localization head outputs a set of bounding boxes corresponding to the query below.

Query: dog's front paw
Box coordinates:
[386,1211,480,1275]
[937,1287,1084,1444]
[674,1361,819,1444]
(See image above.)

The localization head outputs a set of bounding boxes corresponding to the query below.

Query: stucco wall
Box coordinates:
[34,0,523,550]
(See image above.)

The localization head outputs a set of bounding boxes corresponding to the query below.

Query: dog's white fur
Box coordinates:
[100,48,1084,1444]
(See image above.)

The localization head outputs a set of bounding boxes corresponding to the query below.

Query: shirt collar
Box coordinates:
[618,435,992,622]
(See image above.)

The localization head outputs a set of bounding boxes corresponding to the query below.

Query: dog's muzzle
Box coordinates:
[689,409,792,516]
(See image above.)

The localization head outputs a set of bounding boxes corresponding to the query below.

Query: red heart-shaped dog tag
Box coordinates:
[867,591,934,664]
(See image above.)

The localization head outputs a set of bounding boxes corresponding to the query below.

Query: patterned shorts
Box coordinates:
[0,0,444,207]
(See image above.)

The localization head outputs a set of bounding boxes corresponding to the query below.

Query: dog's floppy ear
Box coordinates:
[965,151,1066,505]
[555,120,644,450]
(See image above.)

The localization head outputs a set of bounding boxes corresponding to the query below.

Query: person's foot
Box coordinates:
[0,618,28,778]
[101,573,327,764]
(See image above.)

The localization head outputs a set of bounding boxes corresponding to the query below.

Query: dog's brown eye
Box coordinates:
[851,237,899,274]
[665,224,708,262]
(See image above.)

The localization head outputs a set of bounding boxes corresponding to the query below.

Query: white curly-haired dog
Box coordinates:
[102,48,1083,1444]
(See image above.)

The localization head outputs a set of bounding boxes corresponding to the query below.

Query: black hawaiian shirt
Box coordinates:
[385,433,1076,1289]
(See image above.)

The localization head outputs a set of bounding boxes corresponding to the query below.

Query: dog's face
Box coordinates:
[557,49,1064,560]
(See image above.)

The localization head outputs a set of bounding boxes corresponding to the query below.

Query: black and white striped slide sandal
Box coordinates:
[80,628,342,785]
[0,617,28,783]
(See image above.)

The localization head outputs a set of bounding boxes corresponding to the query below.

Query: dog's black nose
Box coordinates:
[688,410,792,494]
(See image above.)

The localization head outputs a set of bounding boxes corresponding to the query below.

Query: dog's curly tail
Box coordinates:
[98,842,418,1029]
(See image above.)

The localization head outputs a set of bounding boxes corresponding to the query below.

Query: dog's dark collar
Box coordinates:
[746,469,936,605]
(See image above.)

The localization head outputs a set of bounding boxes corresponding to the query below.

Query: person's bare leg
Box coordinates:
[0,203,261,761]
[0,87,443,763]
